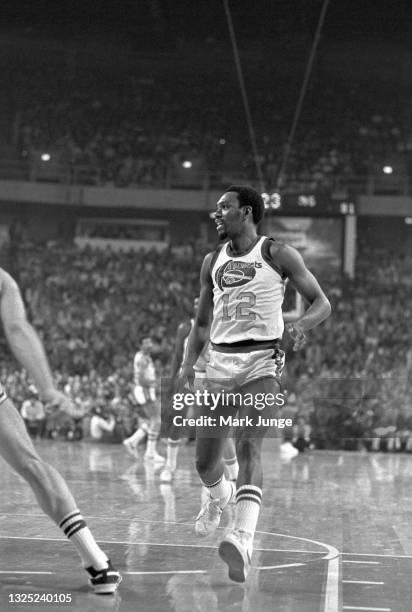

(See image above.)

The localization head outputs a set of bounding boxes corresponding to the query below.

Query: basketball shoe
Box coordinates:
[218,529,253,583]
[86,560,122,594]
[195,481,235,536]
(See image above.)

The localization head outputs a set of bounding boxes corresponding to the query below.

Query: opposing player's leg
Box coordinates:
[0,396,121,593]
[144,400,165,464]
[160,417,183,482]
[123,420,149,457]
[123,385,150,458]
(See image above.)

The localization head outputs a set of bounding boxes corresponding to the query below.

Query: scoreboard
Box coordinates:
[262,191,355,217]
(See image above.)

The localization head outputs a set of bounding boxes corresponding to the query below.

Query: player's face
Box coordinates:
[214,192,245,239]
[141,338,153,354]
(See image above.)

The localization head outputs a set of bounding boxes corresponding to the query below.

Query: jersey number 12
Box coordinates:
[221,292,256,321]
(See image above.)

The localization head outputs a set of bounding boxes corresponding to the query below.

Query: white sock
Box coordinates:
[224,455,239,482]
[166,439,181,470]
[160,485,176,522]
[235,485,262,535]
[126,426,147,446]
[59,510,108,570]
[203,473,232,506]
[145,431,158,455]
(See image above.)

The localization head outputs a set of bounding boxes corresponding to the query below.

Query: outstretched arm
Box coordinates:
[0,269,71,408]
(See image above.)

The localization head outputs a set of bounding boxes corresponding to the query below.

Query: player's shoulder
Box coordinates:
[203,243,223,264]
[203,242,226,273]
[263,237,303,277]
[0,267,14,285]
[0,268,19,295]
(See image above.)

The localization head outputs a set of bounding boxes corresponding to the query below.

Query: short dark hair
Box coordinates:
[139,335,151,346]
[225,185,265,225]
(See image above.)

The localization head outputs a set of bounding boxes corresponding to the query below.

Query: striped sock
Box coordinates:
[235,485,262,535]
[166,439,181,470]
[224,455,239,482]
[203,473,232,505]
[59,510,108,570]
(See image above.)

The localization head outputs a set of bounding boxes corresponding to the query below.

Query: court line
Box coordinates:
[324,554,340,612]
[0,513,198,528]
[343,561,380,565]
[343,552,412,559]
[0,535,325,554]
[343,580,384,585]
[0,571,54,575]
[257,529,340,612]
[256,562,304,570]
[125,570,207,575]
[342,607,391,611]
[0,530,340,609]
[256,530,339,561]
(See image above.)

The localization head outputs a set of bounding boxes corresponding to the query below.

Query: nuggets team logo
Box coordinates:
[215,260,257,290]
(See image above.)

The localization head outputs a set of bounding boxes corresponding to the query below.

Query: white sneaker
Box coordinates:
[122,438,137,458]
[160,465,175,483]
[218,529,253,583]
[280,441,299,460]
[195,481,235,537]
[144,452,165,464]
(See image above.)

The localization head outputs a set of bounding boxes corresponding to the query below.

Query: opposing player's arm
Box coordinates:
[271,243,331,338]
[0,269,66,404]
[181,252,214,370]
[169,321,191,380]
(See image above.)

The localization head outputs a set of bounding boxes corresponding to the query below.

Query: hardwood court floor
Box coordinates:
[0,439,411,611]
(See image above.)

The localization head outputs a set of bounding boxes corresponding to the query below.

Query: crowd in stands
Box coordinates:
[0,239,410,451]
[285,247,412,450]
[4,48,410,192]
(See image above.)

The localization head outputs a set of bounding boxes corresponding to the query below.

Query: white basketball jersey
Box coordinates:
[133,351,156,386]
[210,236,285,344]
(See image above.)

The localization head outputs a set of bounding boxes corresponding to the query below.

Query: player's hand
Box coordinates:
[40,388,74,415]
[177,364,195,393]
[286,322,307,351]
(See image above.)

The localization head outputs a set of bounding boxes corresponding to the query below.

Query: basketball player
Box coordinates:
[160,297,239,484]
[180,185,331,582]
[123,336,164,463]
[0,268,121,593]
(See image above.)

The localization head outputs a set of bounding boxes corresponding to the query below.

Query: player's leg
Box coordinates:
[0,396,121,593]
[160,415,184,482]
[219,366,280,582]
[144,399,165,463]
[194,353,237,535]
[195,425,236,536]
[123,385,149,457]
[223,436,239,485]
[123,420,148,457]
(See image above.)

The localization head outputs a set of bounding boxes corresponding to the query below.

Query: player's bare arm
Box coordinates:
[180,252,214,378]
[0,269,73,409]
[169,320,192,380]
[270,243,331,349]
